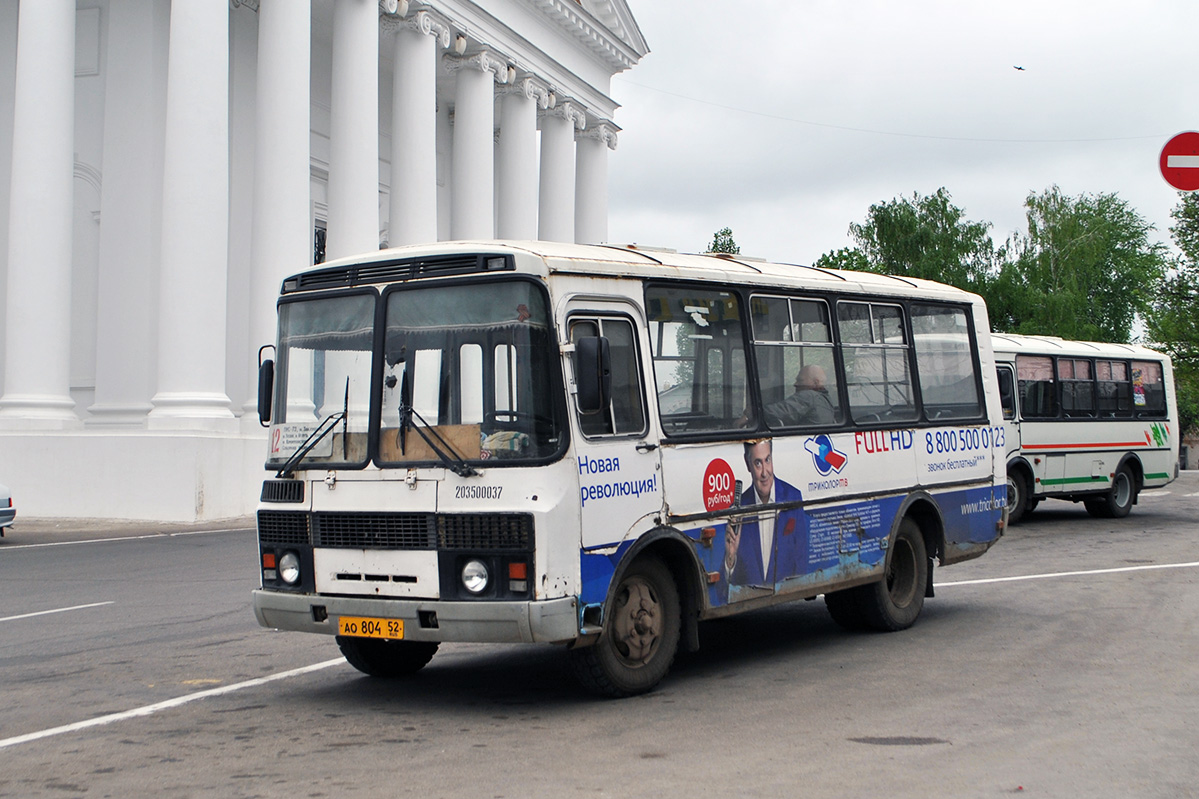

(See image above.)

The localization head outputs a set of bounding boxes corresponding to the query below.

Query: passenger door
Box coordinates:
[566,306,663,550]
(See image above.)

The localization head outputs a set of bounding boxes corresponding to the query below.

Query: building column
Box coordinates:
[497,76,550,241]
[326,0,380,260]
[245,0,311,422]
[538,100,585,243]
[0,0,79,428]
[446,50,506,241]
[89,0,164,426]
[575,122,618,245]
[387,10,448,246]
[148,0,235,430]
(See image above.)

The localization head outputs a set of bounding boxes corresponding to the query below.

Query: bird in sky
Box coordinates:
[1013,65,1026,71]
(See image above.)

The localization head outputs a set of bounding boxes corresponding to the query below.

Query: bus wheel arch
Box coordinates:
[569,532,696,698]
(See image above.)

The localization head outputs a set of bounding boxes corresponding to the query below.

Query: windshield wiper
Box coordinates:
[397,408,480,478]
[394,369,478,477]
[276,379,350,479]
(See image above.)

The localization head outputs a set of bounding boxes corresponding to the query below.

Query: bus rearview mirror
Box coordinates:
[257,358,274,427]
[575,336,611,414]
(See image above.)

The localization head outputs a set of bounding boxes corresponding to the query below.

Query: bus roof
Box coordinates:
[991,332,1168,361]
[302,239,983,304]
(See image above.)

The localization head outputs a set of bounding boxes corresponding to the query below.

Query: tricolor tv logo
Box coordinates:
[805,434,847,476]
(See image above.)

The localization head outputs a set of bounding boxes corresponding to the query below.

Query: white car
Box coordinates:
[0,482,14,535]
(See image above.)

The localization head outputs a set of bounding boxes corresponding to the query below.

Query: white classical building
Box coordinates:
[0,0,647,522]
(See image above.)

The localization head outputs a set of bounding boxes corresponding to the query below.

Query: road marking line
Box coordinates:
[937,560,1199,587]
[0,658,345,751]
[0,528,252,550]
[0,601,114,623]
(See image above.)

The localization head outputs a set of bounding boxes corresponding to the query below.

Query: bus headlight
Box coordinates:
[278,551,302,586]
[461,559,490,594]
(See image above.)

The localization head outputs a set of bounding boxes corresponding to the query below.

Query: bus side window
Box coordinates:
[1132,360,1167,418]
[1096,359,1132,417]
[751,295,842,428]
[1059,358,1095,418]
[646,286,750,434]
[1016,354,1057,418]
[837,301,917,424]
[569,317,647,437]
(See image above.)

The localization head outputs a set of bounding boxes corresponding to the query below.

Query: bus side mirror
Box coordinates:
[258,347,275,427]
[575,336,611,415]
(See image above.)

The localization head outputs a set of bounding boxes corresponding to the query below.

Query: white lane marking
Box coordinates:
[938,560,1199,587]
[0,528,252,550]
[0,601,114,623]
[1184,492,1199,498]
[0,658,345,751]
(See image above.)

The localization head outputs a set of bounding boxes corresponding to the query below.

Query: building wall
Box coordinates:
[0,0,646,522]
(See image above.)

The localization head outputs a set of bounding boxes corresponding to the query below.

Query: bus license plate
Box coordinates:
[338,616,404,639]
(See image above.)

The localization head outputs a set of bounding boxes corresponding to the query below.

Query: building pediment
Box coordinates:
[526,0,649,72]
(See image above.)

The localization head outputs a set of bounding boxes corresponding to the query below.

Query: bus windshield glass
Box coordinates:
[268,292,375,467]
[378,280,562,465]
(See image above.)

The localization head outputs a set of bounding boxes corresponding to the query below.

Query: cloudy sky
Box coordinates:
[606,0,1199,265]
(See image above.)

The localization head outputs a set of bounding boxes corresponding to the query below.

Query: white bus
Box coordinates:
[252,241,1007,697]
[992,333,1179,523]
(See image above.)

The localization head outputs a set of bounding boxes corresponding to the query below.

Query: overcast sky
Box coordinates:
[606,0,1199,266]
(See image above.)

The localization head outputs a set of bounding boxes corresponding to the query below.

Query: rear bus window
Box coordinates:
[1132,360,1167,417]
[911,304,982,421]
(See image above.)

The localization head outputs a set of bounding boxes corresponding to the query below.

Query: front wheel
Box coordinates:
[570,555,681,698]
[858,518,928,632]
[1006,469,1030,525]
[336,636,439,677]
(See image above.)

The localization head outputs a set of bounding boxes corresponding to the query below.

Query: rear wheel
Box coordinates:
[858,518,928,632]
[336,636,439,677]
[1085,465,1135,519]
[570,555,680,698]
[824,586,867,630]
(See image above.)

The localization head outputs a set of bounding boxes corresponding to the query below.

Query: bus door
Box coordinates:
[566,306,663,552]
[997,363,1020,462]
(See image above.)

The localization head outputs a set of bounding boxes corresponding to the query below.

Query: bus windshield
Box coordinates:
[378,280,562,465]
[268,292,375,468]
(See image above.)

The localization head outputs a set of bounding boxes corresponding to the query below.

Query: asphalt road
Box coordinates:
[1,473,1197,798]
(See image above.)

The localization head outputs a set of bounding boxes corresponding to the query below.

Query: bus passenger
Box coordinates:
[763,364,836,427]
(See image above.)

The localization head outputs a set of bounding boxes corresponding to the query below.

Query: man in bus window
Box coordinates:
[720,439,807,600]
[763,364,836,427]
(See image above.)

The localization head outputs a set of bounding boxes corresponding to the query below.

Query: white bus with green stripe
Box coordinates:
[992,334,1178,523]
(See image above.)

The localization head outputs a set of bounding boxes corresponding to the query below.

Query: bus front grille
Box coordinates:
[257,510,533,552]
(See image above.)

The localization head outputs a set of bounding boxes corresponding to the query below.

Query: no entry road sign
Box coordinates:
[1160,131,1199,191]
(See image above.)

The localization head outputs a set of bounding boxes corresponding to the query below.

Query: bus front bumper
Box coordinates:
[252,589,581,645]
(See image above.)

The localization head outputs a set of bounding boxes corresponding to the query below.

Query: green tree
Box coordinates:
[836,187,1000,294]
[1147,192,1199,434]
[1003,186,1167,343]
[706,227,740,254]
[812,246,869,272]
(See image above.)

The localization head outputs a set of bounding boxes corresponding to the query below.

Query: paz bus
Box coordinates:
[992,333,1178,524]
[251,241,1007,697]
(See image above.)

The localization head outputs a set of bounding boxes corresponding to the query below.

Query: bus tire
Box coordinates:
[570,555,680,698]
[859,518,927,632]
[1087,465,1135,519]
[1006,469,1030,525]
[336,636,439,677]
[824,587,867,630]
